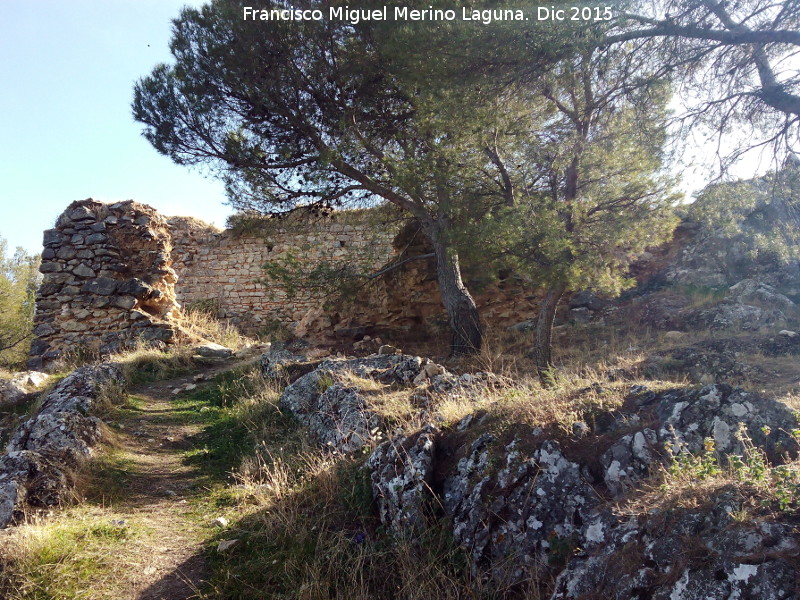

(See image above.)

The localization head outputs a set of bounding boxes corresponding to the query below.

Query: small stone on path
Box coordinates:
[212,516,229,528]
[217,539,239,552]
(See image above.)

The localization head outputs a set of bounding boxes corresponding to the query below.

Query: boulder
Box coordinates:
[442,436,598,581]
[693,301,786,331]
[551,488,799,599]
[279,355,428,452]
[728,278,796,311]
[0,371,49,407]
[569,290,607,311]
[193,342,232,359]
[260,349,310,379]
[366,382,800,588]
[368,425,438,533]
[0,379,29,407]
[0,451,70,528]
[0,364,124,528]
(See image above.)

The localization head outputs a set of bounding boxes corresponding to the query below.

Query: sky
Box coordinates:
[0,1,781,255]
[0,0,229,254]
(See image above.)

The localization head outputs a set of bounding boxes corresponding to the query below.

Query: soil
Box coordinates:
[91,358,257,600]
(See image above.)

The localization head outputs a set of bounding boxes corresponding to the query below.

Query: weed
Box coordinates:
[180,305,250,350]
[316,371,336,393]
[661,425,800,512]
[0,508,145,600]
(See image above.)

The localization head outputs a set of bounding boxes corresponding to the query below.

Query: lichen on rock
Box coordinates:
[0,363,124,528]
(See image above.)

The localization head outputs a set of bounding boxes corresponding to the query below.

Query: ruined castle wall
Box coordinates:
[32,200,539,364]
[168,215,538,342]
[29,200,183,369]
[167,212,399,335]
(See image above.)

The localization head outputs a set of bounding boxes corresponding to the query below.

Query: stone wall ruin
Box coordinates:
[29,200,183,369]
[168,211,398,335]
[30,199,538,368]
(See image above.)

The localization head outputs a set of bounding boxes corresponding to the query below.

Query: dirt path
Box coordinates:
[112,385,208,599]
[95,359,256,600]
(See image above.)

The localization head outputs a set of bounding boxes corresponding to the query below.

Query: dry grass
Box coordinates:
[0,506,142,600]
[179,306,252,351]
[3,298,797,599]
[210,449,500,600]
[109,341,197,385]
[191,365,511,599]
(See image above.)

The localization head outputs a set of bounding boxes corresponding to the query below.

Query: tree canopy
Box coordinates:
[134,0,682,365]
[609,0,800,169]
[133,0,584,354]
[0,238,39,367]
[464,43,680,381]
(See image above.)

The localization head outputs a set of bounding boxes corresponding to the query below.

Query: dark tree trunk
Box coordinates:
[430,236,482,355]
[535,284,566,386]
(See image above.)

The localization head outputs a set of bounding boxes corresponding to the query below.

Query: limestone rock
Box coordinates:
[652,384,798,459]
[368,425,438,532]
[193,342,232,358]
[442,436,598,581]
[728,278,795,310]
[0,379,29,407]
[363,381,799,589]
[0,371,50,407]
[0,450,72,528]
[279,355,426,452]
[0,364,124,528]
[217,539,239,552]
[551,489,799,599]
[260,349,310,379]
[568,290,607,311]
[694,301,786,331]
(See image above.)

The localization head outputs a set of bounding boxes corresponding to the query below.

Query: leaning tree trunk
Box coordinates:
[535,284,566,386]
[431,237,482,355]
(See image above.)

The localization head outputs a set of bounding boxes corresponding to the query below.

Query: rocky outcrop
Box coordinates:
[368,425,438,533]
[634,278,796,335]
[0,371,49,407]
[660,172,800,291]
[278,354,430,453]
[30,199,183,369]
[0,364,123,527]
[443,435,599,583]
[642,329,800,384]
[551,488,799,599]
[276,352,498,454]
[366,383,800,593]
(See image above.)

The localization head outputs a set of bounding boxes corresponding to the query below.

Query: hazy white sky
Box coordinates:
[0,0,229,254]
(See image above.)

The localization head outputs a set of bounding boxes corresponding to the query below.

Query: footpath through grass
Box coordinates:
[0,354,491,600]
[0,361,275,600]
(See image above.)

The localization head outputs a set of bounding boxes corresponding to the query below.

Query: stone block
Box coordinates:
[81,277,117,296]
[73,264,95,278]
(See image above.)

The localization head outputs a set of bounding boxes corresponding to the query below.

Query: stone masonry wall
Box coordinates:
[169,215,538,343]
[168,212,398,335]
[29,199,182,369]
[31,200,539,365]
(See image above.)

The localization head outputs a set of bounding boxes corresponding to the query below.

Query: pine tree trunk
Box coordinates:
[431,237,482,355]
[535,284,566,386]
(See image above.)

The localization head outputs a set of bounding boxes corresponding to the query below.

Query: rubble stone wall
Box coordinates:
[167,212,398,335]
[32,200,538,366]
[29,199,183,369]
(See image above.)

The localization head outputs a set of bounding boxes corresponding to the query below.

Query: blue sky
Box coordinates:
[0,1,780,255]
[0,0,229,254]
